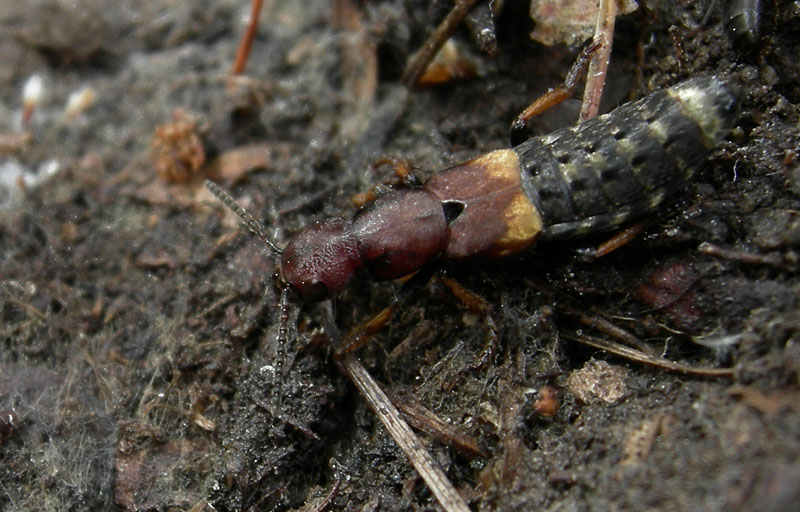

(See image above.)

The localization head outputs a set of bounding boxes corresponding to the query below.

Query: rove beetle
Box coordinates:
[208,76,739,331]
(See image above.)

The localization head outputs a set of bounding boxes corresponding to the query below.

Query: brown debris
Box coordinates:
[114,428,214,511]
[728,385,798,418]
[0,131,32,156]
[529,0,638,47]
[531,385,560,418]
[417,39,479,86]
[619,414,673,467]
[402,0,478,87]
[151,110,206,184]
[204,143,273,183]
[566,359,629,405]
[332,0,378,141]
[635,262,702,330]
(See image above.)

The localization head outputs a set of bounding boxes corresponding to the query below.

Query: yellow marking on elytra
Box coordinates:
[483,149,522,181]
[493,192,543,257]
[479,149,543,257]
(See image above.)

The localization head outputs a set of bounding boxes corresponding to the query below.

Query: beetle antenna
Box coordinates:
[205,180,284,254]
[270,285,291,412]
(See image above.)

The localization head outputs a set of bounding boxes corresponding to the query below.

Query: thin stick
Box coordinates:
[563,332,735,377]
[402,0,478,87]
[339,353,471,512]
[322,303,470,512]
[698,242,790,270]
[232,0,264,75]
[579,0,617,121]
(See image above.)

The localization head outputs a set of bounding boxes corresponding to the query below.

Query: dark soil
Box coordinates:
[1,1,799,511]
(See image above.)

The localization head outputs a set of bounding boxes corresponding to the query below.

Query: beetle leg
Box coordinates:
[592,222,647,258]
[510,40,601,145]
[372,155,415,181]
[336,270,500,368]
[333,264,440,355]
[351,157,417,208]
[437,275,499,369]
[335,303,397,355]
[572,221,647,260]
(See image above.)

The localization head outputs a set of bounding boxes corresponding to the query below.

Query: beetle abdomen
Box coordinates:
[516,76,739,239]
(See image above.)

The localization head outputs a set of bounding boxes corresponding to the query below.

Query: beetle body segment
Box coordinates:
[425,149,544,259]
[516,76,739,239]
[280,76,738,302]
[282,190,450,301]
[352,188,449,280]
